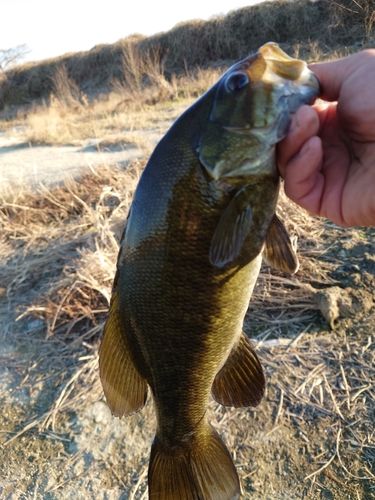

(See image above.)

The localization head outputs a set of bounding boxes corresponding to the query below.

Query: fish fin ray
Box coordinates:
[212,332,265,407]
[209,189,252,268]
[262,214,299,274]
[148,423,240,500]
[99,288,147,417]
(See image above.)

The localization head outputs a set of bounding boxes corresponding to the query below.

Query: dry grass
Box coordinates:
[1,4,374,492]
[1,164,374,497]
[1,0,373,109]
[2,44,223,146]
[0,161,352,429]
[1,0,373,145]
[147,0,374,66]
[0,162,143,443]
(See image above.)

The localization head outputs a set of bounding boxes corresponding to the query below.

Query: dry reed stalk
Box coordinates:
[15,63,221,146]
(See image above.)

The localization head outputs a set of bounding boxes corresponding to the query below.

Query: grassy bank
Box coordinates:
[0,0,374,108]
[0,0,373,146]
[1,1,375,496]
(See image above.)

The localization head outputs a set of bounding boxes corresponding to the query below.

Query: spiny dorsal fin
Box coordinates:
[99,287,147,417]
[262,214,299,274]
[148,422,240,500]
[209,188,252,268]
[212,332,265,407]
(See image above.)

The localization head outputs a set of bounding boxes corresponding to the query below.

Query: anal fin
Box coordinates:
[212,332,265,407]
[99,287,147,417]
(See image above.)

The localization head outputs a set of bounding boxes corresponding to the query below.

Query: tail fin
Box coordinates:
[148,423,240,500]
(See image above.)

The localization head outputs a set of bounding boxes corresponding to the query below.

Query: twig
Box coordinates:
[275,389,284,425]
[2,420,39,447]
[294,363,325,395]
[129,465,148,500]
[340,363,351,411]
[351,385,373,403]
[304,451,336,481]
[323,373,344,419]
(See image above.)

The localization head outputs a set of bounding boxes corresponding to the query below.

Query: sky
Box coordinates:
[1,0,264,64]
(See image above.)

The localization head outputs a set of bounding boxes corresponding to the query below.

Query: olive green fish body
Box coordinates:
[120,156,278,441]
[99,43,320,500]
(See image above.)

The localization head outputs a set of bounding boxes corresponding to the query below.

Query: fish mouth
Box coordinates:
[258,42,315,84]
[225,45,320,146]
[258,42,320,107]
[221,44,319,144]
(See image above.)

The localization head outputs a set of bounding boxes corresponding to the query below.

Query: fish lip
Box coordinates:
[221,125,253,134]
[300,67,320,95]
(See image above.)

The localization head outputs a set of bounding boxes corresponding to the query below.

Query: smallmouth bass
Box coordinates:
[99,42,319,500]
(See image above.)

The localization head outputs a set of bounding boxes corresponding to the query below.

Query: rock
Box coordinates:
[313,286,373,329]
[84,401,112,424]
[26,319,45,331]
[363,253,375,275]
[349,287,374,315]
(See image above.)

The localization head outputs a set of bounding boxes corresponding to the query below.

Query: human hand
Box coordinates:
[277,49,375,227]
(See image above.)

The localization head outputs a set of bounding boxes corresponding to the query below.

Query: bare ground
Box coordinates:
[1,123,375,499]
[0,123,173,194]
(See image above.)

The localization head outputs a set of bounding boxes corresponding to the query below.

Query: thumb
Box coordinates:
[308,50,375,102]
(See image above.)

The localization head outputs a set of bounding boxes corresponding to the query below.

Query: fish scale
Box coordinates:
[99,42,320,500]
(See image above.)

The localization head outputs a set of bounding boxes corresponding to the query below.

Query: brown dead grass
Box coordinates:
[1,0,373,109]
[1,0,373,145]
[0,161,349,429]
[1,11,374,492]
[1,164,374,498]
[4,43,223,146]
[0,162,143,442]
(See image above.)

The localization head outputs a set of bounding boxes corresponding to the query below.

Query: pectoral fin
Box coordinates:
[209,188,252,268]
[262,214,299,274]
[99,286,147,417]
[212,332,265,407]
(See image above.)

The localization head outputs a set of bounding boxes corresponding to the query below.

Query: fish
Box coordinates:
[99,42,319,500]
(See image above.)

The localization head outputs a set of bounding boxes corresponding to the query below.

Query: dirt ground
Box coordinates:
[0,125,171,194]
[1,122,375,499]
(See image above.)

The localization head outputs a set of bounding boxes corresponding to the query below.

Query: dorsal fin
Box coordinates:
[212,332,265,407]
[209,187,252,268]
[99,287,148,417]
[262,214,299,274]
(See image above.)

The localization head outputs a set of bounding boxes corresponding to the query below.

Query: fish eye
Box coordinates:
[225,72,250,92]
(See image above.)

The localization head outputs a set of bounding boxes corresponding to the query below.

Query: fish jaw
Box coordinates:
[215,149,277,183]
[198,42,320,181]
[257,42,320,112]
